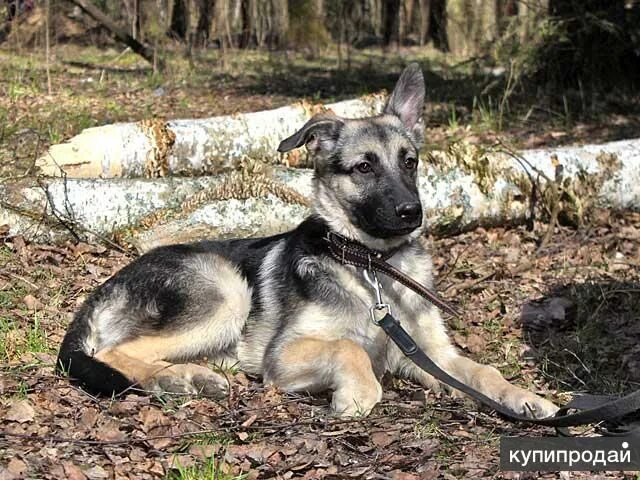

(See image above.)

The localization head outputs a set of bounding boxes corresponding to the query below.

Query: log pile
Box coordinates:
[2,94,638,252]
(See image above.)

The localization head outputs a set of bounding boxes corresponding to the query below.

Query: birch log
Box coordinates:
[35,95,387,178]
[4,138,639,252]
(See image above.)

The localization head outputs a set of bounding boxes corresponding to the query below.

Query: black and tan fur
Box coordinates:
[58,64,558,418]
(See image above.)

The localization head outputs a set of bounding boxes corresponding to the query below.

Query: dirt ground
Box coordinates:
[2,211,640,479]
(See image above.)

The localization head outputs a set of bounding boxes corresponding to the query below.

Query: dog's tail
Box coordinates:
[56,313,132,396]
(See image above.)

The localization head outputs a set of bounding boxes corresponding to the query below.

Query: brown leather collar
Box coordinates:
[324,231,460,318]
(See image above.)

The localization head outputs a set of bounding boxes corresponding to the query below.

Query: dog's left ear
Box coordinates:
[278,113,344,155]
[384,63,425,145]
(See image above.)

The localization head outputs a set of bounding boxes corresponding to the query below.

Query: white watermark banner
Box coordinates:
[500,436,640,471]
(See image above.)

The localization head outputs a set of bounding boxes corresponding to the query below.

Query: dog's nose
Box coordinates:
[395,202,422,220]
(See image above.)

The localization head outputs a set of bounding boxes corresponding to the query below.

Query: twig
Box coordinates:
[538,158,562,250]
[444,270,496,295]
[436,242,473,287]
[0,271,38,290]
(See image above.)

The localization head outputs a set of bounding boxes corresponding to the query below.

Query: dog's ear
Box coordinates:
[278,113,343,155]
[384,63,425,144]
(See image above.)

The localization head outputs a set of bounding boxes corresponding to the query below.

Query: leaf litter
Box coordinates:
[1,212,640,478]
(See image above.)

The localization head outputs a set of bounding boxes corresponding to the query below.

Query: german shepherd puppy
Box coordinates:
[58,64,558,419]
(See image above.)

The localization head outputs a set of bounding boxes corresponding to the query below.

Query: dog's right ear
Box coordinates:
[277,114,343,155]
[384,63,425,145]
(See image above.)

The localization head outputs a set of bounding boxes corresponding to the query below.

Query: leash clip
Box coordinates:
[364,268,391,325]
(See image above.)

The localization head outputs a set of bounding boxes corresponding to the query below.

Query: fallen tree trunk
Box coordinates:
[35,95,387,178]
[4,138,639,252]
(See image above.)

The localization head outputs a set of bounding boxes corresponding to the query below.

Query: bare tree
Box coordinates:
[195,0,214,46]
[169,0,188,39]
[382,0,400,46]
[68,0,163,69]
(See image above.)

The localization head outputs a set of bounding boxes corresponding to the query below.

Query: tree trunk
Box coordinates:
[36,95,388,178]
[382,0,399,46]
[170,0,188,39]
[195,0,213,46]
[9,138,640,250]
[429,0,447,51]
[418,0,430,45]
[68,0,162,69]
[239,0,252,47]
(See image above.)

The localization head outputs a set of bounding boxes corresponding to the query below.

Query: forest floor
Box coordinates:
[1,44,640,479]
[2,212,640,479]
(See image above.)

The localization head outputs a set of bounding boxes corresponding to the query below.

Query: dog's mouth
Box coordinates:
[359,219,422,239]
[378,224,421,238]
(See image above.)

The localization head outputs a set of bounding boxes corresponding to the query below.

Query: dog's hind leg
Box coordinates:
[94,337,230,398]
[59,252,252,398]
[266,337,382,417]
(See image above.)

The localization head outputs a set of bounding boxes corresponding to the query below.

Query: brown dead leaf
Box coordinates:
[465,333,486,354]
[108,394,150,415]
[5,399,35,423]
[0,468,18,480]
[138,406,171,432]
[129,447,147,462]
[146,425,174,449]
[22,294,41,310]
[241,413,258,428]
[169,454,196,469]
[94,419,126,442]
[62,461,87,480]
[84,465,109,480]
[72,242,107,256]
[226,444,276,465]
[189,444,220,459]
[79,407,100,429]
[371,431,398,448]
[147,461,164,476]
[6,459,27,476]
[391,471,420,480]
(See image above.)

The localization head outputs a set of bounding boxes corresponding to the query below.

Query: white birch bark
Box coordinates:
[35,95,387,178]
[4,138,639,251]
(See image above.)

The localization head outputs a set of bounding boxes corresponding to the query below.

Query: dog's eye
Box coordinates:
[356,162,373,173]
[404,157,418,170]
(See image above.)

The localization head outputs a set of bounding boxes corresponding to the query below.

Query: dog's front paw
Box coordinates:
[331,381,382,417]
[499,387,559,419]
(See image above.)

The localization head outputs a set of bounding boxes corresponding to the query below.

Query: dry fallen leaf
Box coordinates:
[79,407,100,429]
[0,468,19,480]
[22,294,41,310]
[94,419,126,442]
[371,431,398,448]
[62,461,88,480]
[6,459,27,476]
[391,471,421,480]
[5,400,35,423]
[84,465,109,480]
[138,406,171,432]
[465,333,486,354]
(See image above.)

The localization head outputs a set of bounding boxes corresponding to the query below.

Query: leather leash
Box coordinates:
[325,231,640,435]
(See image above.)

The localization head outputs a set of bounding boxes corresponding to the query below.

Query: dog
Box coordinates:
[57,64,558,419]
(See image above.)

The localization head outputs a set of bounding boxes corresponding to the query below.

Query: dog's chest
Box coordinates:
[330,246,434,368]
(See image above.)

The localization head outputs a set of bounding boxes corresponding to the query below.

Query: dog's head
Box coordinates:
[278,63,425,250]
